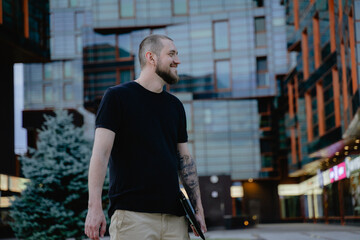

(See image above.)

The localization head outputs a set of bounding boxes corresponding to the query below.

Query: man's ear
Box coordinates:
[145,51,157,66]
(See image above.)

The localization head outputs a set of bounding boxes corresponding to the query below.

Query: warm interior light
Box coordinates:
[335,152,340,156]
[333,158,337,162]
[244,221,249,226]
[248,178,254,183]
[345,146,349,150]
[345,151,348,155]
[230,185,244,198]
[356,139,360,144]
[355,146,358,150]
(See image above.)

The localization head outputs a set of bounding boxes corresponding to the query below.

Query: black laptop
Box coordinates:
[179,191,206,240]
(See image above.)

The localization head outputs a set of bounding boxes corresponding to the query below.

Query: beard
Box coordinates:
[155,63,179,85]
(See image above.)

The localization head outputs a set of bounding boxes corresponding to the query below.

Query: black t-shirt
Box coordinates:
[95,81,188,218]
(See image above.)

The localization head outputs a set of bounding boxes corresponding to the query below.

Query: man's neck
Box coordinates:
[135,70,165,93]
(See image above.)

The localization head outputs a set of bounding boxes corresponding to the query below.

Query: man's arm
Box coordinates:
[177,142,207,235]
[85,128,115,240]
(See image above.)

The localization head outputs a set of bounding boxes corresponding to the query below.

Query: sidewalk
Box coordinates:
[86,223,360,240]
[190,223,360,240]
[4,223,360,240]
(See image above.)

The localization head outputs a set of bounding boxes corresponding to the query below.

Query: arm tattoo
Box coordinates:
[178,151,200,208]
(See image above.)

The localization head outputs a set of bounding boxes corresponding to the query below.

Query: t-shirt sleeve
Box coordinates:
[95,88,122,133]
[177,101,188,143]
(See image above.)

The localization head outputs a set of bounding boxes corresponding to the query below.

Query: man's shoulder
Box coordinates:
[106,82,136,97]
[164,91,183,105]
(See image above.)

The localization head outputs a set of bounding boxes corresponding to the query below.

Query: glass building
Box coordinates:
[23,0,289,223]
[279,0,360,225]
[1,0,49,176]
[0,0,50,236]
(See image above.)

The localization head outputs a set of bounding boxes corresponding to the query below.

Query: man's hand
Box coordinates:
[84,206,106,240]
[191,210,207,237]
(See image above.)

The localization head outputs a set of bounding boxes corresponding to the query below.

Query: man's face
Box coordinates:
[155,39,181,85]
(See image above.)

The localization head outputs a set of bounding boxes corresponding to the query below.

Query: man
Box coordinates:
[84,34,207,240]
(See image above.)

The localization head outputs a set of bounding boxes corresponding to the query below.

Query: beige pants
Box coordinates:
[109,210,190,240]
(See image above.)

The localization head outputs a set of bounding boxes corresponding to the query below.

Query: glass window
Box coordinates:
[173,0,188,15]
[120,69,132,83]
[64,61,72,78]
[118,34,132,58]
[255,17,266,47]
[214,21,229,51]
[253,0,264,7]
[64,83,73,100]
[44,85,53,102]
[76,35,82,54]
[44,64,52,79]
[216,60,231,90]
[70,0,78,7]
[256,56,268,86]
[183,103,193,132]
[75,12,84,30]
[257,57,267,71]
[120,0,135,18]
[255,17,265,32]
[260,139,272,153]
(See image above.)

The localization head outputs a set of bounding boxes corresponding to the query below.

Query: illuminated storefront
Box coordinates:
[279,156,360,224]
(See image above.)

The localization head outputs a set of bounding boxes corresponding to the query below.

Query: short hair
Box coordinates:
[138,34,173,69]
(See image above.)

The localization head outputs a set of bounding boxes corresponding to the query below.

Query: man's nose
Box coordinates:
[174,55,181,65]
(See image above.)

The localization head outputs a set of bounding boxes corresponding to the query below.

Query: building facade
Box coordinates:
[280,0,360,225]
[0,0,50,236]
[23,0,289,224]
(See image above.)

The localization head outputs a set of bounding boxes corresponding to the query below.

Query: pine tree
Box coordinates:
[10,110,108,240]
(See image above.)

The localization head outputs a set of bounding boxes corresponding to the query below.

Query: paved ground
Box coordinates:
[188,223,360,240]
[4,223,360,240]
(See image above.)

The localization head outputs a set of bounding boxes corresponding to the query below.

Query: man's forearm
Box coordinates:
[178,153,202,211]
[88,156,108,208]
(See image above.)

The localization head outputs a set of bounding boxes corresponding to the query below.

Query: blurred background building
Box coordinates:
[0,0,50,235]
[280,0,360,225]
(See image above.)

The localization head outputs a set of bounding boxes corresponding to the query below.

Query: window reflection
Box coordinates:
[213,21,229,51]
[44,84,53,102]
[173,0,188,15]
[119,69,132,83]
[117,34,132,58]
[255,17,266,47]
[216,60,231,90]
[253,0,264,7]
[75,12,84,30]
[44,64,52,79]
[256,56,268,86]
[76,35,82,54]
[183,103,192,132]
[64,61,72,78]
[119,0,135,18]
[64,83,73,100]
